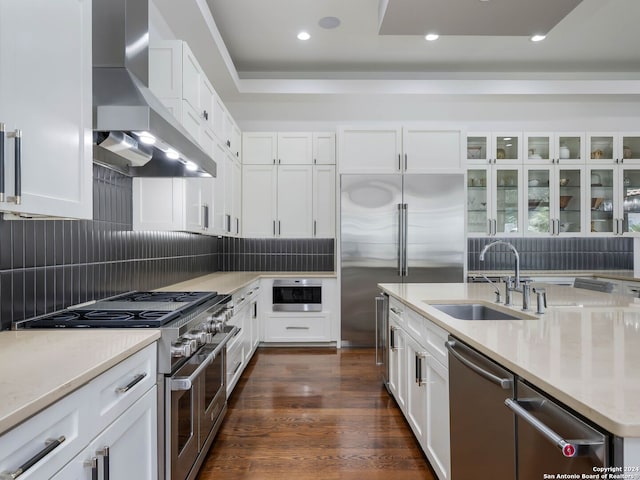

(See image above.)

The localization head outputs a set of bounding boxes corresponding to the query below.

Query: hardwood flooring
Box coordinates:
[196,347,436,480]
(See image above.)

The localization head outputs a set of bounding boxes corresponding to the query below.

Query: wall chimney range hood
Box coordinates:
[92,0,216,177]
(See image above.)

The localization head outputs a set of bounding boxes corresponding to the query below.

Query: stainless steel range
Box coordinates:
[15,290,236,480]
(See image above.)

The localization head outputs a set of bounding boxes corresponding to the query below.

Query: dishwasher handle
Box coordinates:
[505,398,604,458]
[446,340,513,389]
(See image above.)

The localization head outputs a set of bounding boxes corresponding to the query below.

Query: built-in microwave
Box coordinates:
[272,279,322,312]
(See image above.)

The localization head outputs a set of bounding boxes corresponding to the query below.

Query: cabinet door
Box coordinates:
[149,41,182,99]
[233,158,242,236]
[52,387,157,480]
[277,133,313,165]
[555,133,585,164]
[587,166,616,235]
[312,165,335,237]
[467,168,491,236]
[132,178,185,231]
[313,132,336,165]
[524,167,552,235]
[277,165,313,237]
[199,77,216,132]
[493,133,522,164]
[0,0,92,219]
[588,133,618,164]
[619,166,640,235]
[405,335,427,448]
[556,167,584,235]
[425,356,450,480]
[243,165,277,237]
[466,133,492,164]
[243,132,278,165]
[213,142,228,234]
[493,167,522,236]
[526,132,553,163]
[184,178,213,233]
[231,122,242,159]
[403,128,462,173]
[388,322,406,413]
[620,133,640,164]
[224,154,235,234]
[181,100,202,144]
[181,43,201,112]
[338,126,402,173]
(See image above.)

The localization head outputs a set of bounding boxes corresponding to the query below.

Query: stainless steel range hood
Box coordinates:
[92,0,216,177]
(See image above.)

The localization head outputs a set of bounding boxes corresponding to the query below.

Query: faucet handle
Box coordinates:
[533,287,547,314]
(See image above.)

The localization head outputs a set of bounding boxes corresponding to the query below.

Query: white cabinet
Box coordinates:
[0,344,157,480]
[525,132,585,164]
[587,165,640,236]
[0,0,92,219]
[387,299,450,480]
[466,132,523,165]
[132,177,213,234]
[242,164,317,238]
[277,133,313,165]
[312,132,336,165]
[231,154,242,236]
[52,388,157,480]
[243,131,332,166]
[313,165,336,237]
[242,132,277,165]
[339,126,461,174]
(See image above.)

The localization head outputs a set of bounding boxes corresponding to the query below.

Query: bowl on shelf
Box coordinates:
[591,197,604,210]
[559,178,570,187]
[528,179,540,187]
[559,222,573,232]
[559,195,573,210]
[528,200,542,209]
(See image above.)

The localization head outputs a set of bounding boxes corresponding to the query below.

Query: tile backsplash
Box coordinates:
[467,237,633,271]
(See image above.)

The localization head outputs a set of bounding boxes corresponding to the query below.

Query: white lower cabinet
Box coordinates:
[0,344,157,480]
[51,387,157,480]
[263,313,331,342]
[391,301,450,480]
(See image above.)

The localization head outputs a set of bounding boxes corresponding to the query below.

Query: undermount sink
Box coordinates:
[430,303,525,321]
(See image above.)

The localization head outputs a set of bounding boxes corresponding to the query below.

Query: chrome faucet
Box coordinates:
[479,241,530,311]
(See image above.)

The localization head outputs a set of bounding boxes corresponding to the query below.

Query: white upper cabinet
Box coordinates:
[338,126,462,173]
[403,128,462,173]
[526,132,586,165]
[0,0,92,219]
[277,165,313,237]
[242,165,278,237]
[313,165,336,237]
[312,132,336,165]
[277,133,313,164]
[466,132,523,165]
[338,126,402,173]
[243,132,278,165]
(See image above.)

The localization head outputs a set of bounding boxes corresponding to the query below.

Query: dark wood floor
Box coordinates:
[196,347,436,480]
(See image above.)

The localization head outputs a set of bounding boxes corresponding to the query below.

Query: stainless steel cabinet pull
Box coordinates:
[397,204,403,275]
[404,153,408,171]
[96,446,110,480]
[116,372,147,393]
[389,325,397,351]
[446,340,512,389]
[273,220,276,236]
[232,361,242,375]
[0,123,5,202]
[1,436,66,479]
[487,219,492,236]
[84,457,99,480]
[203,110,208,121]
[402,204,408,276]
[236,217,240,234]
[415,352,427,386]
[313,220,317,237]
[285,326,310,330]
[7,129,21,204]
[278,220,281,235]
[619,218,624,235]
[389,307,402,315]
[225,214,231,233]
[505,398,604,458]
[398,154,401,171]
[202,205,210,230]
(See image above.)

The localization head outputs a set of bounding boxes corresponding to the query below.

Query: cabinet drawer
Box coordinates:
[389,297,405,324]
[226,340,244,397]
[0,386,90,479]
[88,343,157,434]
[424,320,449,367]
[264,314,330,342]
[406,308,427,343]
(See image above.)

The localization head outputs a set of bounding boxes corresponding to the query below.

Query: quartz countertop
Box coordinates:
[378,282,640,437]
[157,271,336,295]
[0,329,160,436]
[468,270,638,282]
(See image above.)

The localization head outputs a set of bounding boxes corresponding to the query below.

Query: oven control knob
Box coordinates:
[171,340,197,358]
[183,331,208,346]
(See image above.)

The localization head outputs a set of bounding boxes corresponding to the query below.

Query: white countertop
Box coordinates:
[378,282,640,437]
[468,270,638,282]
[157,271,336,294]
[0,329,160,436]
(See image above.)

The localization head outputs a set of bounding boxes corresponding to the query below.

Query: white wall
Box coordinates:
[228,94,640,132]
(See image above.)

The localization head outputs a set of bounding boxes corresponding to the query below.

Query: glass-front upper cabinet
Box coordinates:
[588,133,618,164]
[526,132,585,164]
[619,167,640,234]
[587,167,615,235]
[494,168,522,236]
[524,168,551,235]
[557,168,584,234]
[620,133,640,164]
[467,133,522,165]
[467,168,489,235]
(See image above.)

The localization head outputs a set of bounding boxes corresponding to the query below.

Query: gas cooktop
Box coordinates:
[16,291,224,329]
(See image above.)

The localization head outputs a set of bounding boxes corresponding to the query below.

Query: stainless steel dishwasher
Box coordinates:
[507,379,611,479]
[446,336,516,480]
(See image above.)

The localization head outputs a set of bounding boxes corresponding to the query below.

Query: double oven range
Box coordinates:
[15,290,235,480]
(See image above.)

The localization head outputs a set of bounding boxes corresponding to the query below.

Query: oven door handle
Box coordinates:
[170,328,236,391]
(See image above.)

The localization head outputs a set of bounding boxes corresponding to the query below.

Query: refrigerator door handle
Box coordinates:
[397,203,404,276]
[375,295,385,366]
[505,398,604,458]
[402,204,408,276]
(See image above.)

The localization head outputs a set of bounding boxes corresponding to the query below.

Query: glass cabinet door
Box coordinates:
[525,168,551,234]
[494,168,521,235]
[588,134,616,163]
[557,168,582,234]
[621,134,640,163]
[467,169,489,234]
[556,134,584,163]
[588,168,615,234]
[621,168,640,233]
[495,134,521,163]
[467,135,489,163]
[526,135,551,162]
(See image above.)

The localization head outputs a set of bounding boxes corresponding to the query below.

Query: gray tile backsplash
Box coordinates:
[467,237,633,271]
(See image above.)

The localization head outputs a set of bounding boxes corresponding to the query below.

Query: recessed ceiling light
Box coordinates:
[530,34,546,42]
[297,31,311,41]
[318,16,340,29]
[425,33,439,41]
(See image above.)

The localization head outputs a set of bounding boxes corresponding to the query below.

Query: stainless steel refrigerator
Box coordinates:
[340,174,466,348]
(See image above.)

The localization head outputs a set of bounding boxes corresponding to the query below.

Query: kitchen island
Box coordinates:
[379,282,640,469]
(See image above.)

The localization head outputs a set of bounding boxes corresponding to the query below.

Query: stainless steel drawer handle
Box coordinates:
[83,458,98,480]
[0,122,5,202]
[286,326,310,330]
[232,361,242,375]
[446,340,512,389]
[115,372,147,393]
[96,446,110,480]
[1,436,66,479]
[505,398,604,458]
[389,307,402,315]
[6,129,21,205]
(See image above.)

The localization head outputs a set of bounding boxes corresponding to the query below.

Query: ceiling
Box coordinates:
[152,0,640,99]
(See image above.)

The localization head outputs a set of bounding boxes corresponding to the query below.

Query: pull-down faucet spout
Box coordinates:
[479,240,520,286]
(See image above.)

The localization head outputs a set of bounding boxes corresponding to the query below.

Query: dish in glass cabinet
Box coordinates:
[559,178,570,186]
[591,197,604,210]
[559,196,572,210]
